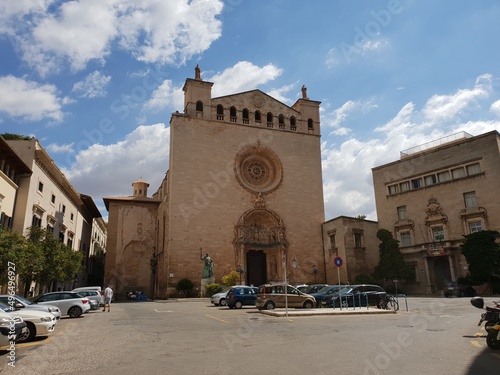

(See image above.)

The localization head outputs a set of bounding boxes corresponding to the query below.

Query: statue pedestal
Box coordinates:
[200,277,215,297]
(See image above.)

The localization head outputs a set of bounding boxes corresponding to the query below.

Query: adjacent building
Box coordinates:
[372,131,500,294]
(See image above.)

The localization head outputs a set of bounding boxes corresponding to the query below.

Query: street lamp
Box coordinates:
[236,265,244,285]
[312,265,318,282]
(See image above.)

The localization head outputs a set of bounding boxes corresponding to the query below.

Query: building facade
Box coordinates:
[104,68,327,299]
[322,216,380,285]
[372,131,500,295]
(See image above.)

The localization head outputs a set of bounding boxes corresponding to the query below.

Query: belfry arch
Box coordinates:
[233,195,288,286]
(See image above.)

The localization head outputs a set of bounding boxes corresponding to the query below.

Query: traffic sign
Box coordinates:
[333,256,343,268]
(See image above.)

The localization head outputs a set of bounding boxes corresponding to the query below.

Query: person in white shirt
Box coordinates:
[103,285,113,312]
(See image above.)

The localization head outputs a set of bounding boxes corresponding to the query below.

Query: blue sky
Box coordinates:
[1,0,500,221]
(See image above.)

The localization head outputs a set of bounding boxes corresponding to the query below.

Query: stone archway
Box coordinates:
[233,196,287,284]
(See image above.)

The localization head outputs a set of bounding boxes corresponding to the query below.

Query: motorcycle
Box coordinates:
[470,297,500,350]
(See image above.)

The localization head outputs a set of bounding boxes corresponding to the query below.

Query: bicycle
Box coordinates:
[378,294,399,311]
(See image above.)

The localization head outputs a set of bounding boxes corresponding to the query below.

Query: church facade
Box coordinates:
[104,67,328,299]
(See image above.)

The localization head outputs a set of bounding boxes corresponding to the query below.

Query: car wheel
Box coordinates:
[213,303,219,306]
[235,300,243,309]
[220,299,227,306]
[68,306,83,318]
[264,301,275,310]
[303,300,314,309]
[18,322,36,342]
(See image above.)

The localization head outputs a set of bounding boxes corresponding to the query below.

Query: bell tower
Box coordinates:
[182,65,214,119]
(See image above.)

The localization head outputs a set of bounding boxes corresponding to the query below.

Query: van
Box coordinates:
[256,283,315,310]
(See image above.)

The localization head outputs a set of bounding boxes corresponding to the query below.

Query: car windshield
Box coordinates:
[15,295,33,305]
[338,287,353,294]
[0,302,11,312]
[316,286,332,293]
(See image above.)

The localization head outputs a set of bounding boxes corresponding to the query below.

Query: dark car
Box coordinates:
[303,284,329,294]
[310,285,346,307]
[443,281,476,297]
[226,286,258,309]
[323,284,388,308]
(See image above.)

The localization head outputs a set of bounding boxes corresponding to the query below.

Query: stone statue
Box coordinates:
[200,251,213,279]
[195,65,201,80]
[301,85,308,98]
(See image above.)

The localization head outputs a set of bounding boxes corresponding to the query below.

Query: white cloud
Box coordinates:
[72,71,112,98]
[423,74,492,123]
[267,83,296,105]
[491,100,500,116]
[143,80,175,112]
[64,123,169,201]
[46,143,75,154]
[3,0,224,76]
[0,75,65,122]
[209,61,283,97]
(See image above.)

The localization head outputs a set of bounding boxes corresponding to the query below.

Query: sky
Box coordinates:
[1,0,500,221]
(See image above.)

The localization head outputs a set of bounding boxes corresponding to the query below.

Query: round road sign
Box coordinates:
[333,256,343,268]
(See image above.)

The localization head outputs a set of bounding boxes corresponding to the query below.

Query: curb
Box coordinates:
[259,309,398,317]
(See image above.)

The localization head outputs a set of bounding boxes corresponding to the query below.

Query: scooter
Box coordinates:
[471,297,500,350]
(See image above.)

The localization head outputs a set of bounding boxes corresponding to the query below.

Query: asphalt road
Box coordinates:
[1,297,499,375]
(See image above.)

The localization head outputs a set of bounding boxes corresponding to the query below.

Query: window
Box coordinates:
[195,100,203,112]
[32,215,42,228]
[397,206,407,220]
[451,167,465,179]
[469,221,483,233]
[329,232,336,250]
[230,106,237,122]
[466,163,481,176]
[290,116,296,130]
[463,191,477,208]
[255,111,261,122]
[62,205,66,214]
[242,108,249,124]
[278,114,285,129]
[267,112,273,127]
[411,178,422,189]
[400,231,411,247]
[38,181,44,193]
[388,184,398,195]
[51,194,56,204]
[59,231,65,243]
[216,104,224,120]
[307,118,314,129]
[70,213,74,221]
[67,236,73,248]
[399,181,410,192]
[354,232,363,248]
[432,226,444,241]
[437,171,450,183]
[47,224,54,233]
[424,175,437,186]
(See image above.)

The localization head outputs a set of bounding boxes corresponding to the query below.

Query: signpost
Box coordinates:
[283,254,288,317]
[333,256,343,310]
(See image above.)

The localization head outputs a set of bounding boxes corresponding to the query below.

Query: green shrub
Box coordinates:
[205,283,224,297]
[222,271,240,286]
[176,278,195,295]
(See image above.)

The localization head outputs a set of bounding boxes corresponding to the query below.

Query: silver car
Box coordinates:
[0,294,62,320]
[30,292,90,318]
[210,287,232,306]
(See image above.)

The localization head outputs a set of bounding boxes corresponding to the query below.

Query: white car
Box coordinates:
[0,302,56,342]
[0,294,62,320]
[30,292,91,318]
[210,286,237,306]
[0,309,28,347]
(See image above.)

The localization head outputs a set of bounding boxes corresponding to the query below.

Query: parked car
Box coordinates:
[294,284,310,293]
[443,281,476,297]
[210,287,232,306]
[73,290,102,309]
[322,284,388,308]
[303,284,329,294]
[0,301,57,342]
[29,292,91,318]
[226,286,258,309]
[0,294,62,320]
[72,286,102,294]
[0,309,28,347]
[310,285,346,307]
[256,283,316,310]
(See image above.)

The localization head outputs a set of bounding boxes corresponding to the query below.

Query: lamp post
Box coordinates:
[312,265,318,282]
[236,265,244,285]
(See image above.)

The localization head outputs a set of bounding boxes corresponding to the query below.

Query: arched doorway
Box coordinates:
[234,199,287,285]
[432,257,452,290]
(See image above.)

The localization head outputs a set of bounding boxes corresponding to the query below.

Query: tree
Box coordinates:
[460,230,500,285]
[0,229,26,285]
[373,229,415,282]
[354,215,366,220]
[1,133,31,140]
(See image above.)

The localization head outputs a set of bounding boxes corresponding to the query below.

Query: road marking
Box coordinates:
[470,340,483,348]
[11,337,53,348]
[206,315,231,324]
[154,309,172,313]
